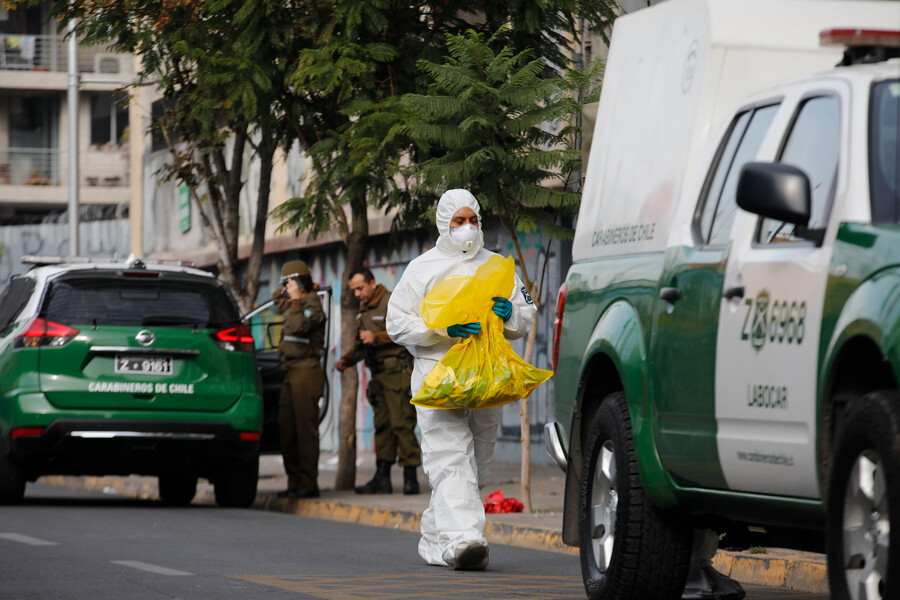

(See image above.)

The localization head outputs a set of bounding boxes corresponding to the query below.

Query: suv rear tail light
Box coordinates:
[552,283,567,372]
[14,318,79,348]
[212,324,255,352]
[11,427,44,439]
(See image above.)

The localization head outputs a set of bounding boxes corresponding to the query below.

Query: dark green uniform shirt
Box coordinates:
[273,290,326,370]
[340,284,410,369]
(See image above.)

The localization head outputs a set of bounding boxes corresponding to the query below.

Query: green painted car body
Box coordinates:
[0,257,263,505]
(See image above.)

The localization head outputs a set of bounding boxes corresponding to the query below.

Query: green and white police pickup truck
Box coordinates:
[546,1,900,599]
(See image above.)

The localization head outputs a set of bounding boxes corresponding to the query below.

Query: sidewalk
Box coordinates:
[40,452,828,594]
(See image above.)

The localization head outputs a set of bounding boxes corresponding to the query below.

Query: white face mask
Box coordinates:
[449,223,479,252]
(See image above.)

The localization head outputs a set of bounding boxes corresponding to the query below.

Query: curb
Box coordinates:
[253,492,578,556]
[712,549,828,594]
[38,475,828,593]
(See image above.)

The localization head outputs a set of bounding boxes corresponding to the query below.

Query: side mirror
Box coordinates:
[736,162,811,225]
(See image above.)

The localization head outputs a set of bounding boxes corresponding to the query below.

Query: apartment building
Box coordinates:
[0,2,133,225]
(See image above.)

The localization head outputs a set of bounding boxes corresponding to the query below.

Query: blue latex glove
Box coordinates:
[447,322,482,338]
[492,296,513,322]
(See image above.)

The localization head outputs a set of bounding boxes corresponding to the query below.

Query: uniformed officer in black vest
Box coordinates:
[274,259,326,499]
[336,268,421,494]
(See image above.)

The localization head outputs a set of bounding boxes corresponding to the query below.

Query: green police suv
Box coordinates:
[0,255,262,507]
[546,1,900,599]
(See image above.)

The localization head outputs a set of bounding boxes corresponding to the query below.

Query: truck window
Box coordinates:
[869,80,900,223]
[696,103,779,246]
[759,95,840,244]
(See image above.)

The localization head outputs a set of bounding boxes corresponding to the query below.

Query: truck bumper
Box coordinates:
[543,421,569,473]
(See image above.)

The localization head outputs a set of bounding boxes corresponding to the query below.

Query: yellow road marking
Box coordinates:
[230,573,584,600]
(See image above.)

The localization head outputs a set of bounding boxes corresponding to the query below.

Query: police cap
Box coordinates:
[281,260,310,279]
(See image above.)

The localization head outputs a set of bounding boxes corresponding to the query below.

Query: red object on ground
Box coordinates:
[483,490,524,513]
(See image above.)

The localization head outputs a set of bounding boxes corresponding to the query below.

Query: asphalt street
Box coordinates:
[0,483,829,600]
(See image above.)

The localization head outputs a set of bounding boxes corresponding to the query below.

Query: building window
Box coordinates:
[90,92,128,149]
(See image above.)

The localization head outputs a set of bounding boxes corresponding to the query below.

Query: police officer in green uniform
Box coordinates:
[274,260,326,499]
[336,268,421,495]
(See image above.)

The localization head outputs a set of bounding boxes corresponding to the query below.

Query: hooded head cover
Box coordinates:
[435,189,484,259]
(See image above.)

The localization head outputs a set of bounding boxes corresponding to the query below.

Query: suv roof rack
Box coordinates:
[21,254,197,269]
[820,28,900,66]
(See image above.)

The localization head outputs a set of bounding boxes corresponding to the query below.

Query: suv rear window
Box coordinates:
[870,80,900,222]
[43,274,239,328]
[0,277,36,335]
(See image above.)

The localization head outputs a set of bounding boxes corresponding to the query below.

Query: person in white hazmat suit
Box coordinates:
[386,189,536,570]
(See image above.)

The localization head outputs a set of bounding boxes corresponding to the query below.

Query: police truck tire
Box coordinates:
[214,457,259,508]
[0,453,26,505]
[826,390,900,600]
[158,474,198,506]
[579,392,691,600]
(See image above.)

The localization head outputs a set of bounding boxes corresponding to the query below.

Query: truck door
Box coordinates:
[651,103,780,489]
[715,84,847,499]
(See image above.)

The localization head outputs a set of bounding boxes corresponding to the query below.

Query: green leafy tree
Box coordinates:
[30,0,615,487]
[397,27,603,509]
[400,27,603,262]
[274,0,615,489]
[33,0,307,312]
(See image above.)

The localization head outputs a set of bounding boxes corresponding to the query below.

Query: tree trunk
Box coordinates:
[335,309,360,491]
[215,127,248,298]
[236,130,275,313]
[334,202,369,490]
[520,282,540,513]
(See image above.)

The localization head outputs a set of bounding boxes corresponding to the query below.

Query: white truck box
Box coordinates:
[573,0,900,262]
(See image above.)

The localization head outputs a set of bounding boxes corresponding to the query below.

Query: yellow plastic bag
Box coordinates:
[412,255,553,409]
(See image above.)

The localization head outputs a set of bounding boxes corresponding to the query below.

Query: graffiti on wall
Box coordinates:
[0,219,131,287]
[257,231,433,454]
[259,224,561,460]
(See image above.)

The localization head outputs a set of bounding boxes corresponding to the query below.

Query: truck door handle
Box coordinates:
[724,286,745,300]
[659,287,681,303]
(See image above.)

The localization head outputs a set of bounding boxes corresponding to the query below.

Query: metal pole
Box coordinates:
[67,18,79,256]
[572,17,584,196]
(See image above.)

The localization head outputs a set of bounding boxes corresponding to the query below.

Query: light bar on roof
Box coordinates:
[21,255,96,265]
[20,255,197,268]
[820,28,900,48]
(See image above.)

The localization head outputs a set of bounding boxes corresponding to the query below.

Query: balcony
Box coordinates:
[0,147,129,210]
[0,148,60,186]
[0,146,129,186]
[0,34,132,77]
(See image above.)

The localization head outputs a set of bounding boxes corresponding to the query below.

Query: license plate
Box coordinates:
[114,354,173,375]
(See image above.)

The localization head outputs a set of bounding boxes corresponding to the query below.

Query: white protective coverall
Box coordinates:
[386,189,536,568]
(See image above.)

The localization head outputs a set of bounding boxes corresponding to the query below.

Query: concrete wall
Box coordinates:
[134,83,562,462]
[0,217,131,283]
[261,223,563,464]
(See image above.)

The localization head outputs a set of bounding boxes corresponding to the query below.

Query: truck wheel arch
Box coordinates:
[821,273,900,497]
[562,300,678,544]
[822,332,896,499]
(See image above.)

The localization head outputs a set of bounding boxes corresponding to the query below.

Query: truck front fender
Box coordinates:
[824,268,900,387]
[561,300,679,544]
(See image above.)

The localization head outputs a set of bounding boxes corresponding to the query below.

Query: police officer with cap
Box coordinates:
[273,259,326,499]
[335,267,421,495]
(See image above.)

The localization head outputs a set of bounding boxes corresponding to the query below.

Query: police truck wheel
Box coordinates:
[158,474,198,506]
[827,390,900,600]
[579,392,691,600]
[214,457,259,508]
[0,453,26,505]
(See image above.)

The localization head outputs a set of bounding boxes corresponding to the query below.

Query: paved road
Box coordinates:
[1,483,827,600]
